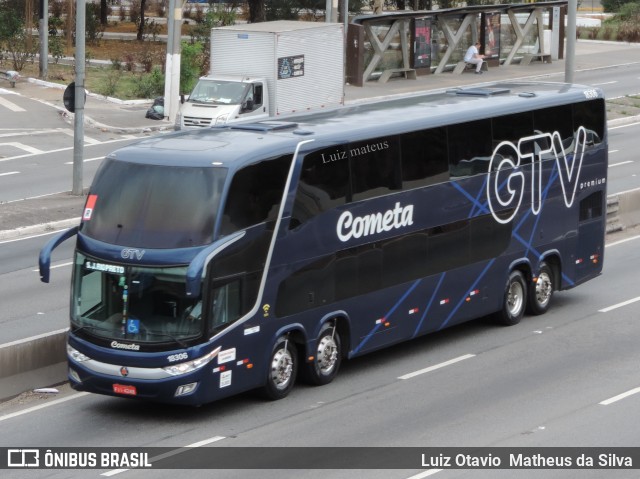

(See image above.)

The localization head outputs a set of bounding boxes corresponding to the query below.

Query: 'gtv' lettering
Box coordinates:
[337,202,414,242]
[487,126,588,224]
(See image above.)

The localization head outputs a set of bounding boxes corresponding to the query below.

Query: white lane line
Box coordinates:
[0,95,25,112]
[0,137,138,163]
[609,122,640,130]
[609,160,632,167]
[0,229,72,245]
[64,156,103,164]
[398,354,476,380]
[606,234,640,248]
[101,436,226,476]
[598,296,640,313]
[0,142,43,154]
[0,171,19,177]
[600,387,640,406]
[0,392,88,423]
[592,81,618,86]
[407,470,443,479]
[608,186,640,197]
[609,149,618,154]
[32,261,73,273]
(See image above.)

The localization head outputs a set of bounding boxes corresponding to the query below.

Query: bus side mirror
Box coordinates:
[39,226,79,283]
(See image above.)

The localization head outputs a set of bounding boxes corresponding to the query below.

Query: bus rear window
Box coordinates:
[81,160,227,248]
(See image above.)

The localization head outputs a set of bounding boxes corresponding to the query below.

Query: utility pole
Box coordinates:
[565,0,577,84]
[72,0,86,196]
[164,0,185,125]
[39,0,48,80]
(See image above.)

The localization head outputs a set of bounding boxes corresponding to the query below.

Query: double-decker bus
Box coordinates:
[40,82,607,406]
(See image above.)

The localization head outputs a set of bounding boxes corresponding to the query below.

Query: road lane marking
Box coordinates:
[0,137,138,162]
[0,392,88,423]
[598,296,640,313]
[407,470,443,479]
[0,95,25,112]
[609,160,632,167]
[609,122,640,130]
[398,354,476,380]
[0,171,19,177]
[101,436,227,476]
[64,155,104,164]
[606,234,640,248]
[600,386,640,406]
[32,261,73,273]
[0,142,43,154]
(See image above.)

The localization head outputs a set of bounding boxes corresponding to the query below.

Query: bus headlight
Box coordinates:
[162,347,221,376]
[67,344,91,363]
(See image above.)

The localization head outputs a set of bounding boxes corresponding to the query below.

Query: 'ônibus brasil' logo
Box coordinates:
[337,202,414,242]
[487,126,588,224]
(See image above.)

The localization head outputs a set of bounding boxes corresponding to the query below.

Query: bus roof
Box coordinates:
[110,81,602,170]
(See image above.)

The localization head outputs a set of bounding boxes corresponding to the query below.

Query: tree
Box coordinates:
[100,0,109,25]
[137,0,147,41]
[248,0,266,23]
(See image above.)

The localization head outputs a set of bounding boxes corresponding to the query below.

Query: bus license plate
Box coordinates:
[113,384,137,396]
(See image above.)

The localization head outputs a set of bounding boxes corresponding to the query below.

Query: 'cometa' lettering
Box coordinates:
[337,202,414,242]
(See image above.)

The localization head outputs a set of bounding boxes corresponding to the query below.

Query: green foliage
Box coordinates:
[188,5,237,76]
[86,3,106,45]
[0,1,23,44]
[97,69,121,97]
[132,67,165,99]
[601,0,638,13]
[180,41,203,95]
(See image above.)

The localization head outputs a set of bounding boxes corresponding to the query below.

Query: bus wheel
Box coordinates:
[303,322,342,386]
[497,270,527,326]
[262,337,297,400]
[527,262,554,315]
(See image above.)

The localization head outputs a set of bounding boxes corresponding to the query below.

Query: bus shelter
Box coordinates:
[347,1,567,86]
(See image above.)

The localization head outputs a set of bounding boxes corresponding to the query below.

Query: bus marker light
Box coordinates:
[408,308,419,315]
[308,356,315,362]
[246,364,253,369]
[376,318,386,324]
[384,322,390,327]
[440,298,450,305]
[576,258,583,264]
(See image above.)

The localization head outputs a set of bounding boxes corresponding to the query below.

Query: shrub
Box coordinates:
[133,67,164,98]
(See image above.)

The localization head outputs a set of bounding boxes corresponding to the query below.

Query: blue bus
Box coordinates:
[40,81,607,405]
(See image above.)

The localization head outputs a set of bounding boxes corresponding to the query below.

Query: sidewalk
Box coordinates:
[2,39,639,240]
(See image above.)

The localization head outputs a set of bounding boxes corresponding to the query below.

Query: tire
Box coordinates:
[302,323,342,386]
[527,262,555,315]
[496,270,527,326]
[261,337,297,400]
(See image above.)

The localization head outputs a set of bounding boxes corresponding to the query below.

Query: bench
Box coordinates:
[378,68,417,83]
[1,70,19,87]
[521,53,552,66]
[453,61,489,75]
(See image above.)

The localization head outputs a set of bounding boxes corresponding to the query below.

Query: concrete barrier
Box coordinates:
[0,329,68,400]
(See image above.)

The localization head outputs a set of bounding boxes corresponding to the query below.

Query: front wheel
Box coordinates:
[302,323,342,386]
[261,337,297,400]
[496,270,527,326]
[527,262,555,315]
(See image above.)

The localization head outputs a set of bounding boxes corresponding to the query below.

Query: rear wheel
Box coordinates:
[527,262,555,315]
[261,337,297,400]
[302,323,342,386]
[496,270,527,325]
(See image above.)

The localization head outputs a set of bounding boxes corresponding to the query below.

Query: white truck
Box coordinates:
[175,21,345,130]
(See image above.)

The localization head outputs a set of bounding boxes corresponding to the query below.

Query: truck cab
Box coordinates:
[175,75,269,130]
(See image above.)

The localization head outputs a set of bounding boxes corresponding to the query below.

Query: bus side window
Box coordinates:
[350,136,401,202]
[400,127,449,189]
[291,147,349,228]
[221,155,290,235]
[209,278,242,333]
[448,119,492,178]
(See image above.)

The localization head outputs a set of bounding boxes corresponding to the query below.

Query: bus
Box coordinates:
[39,81,607,406]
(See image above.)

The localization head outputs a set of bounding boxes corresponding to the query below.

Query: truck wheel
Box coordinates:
[496,270,527,326]
[302,322,342,386]
[261,337,297,400]
[527,262,555,315]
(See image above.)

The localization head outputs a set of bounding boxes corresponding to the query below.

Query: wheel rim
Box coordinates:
[535,272,553,307]
[316,335,338,375]
[270,347,293,390]
[507,280,524,316]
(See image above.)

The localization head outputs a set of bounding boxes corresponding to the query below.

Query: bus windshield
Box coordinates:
[81,160,227,248]
[72,252,203,345]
